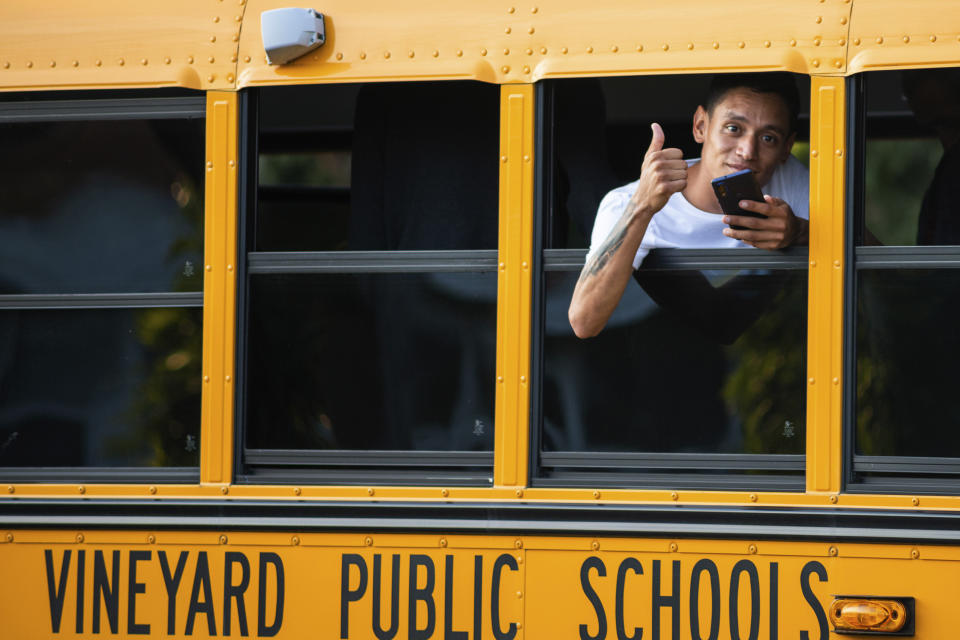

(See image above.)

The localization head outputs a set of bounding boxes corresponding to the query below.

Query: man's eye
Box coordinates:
[761,134,777,144]
[725,124,739,133]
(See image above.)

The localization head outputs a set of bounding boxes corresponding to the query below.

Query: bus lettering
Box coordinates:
[579,557,784,639]
[340,552,514,640]
[43,549,283,636]
[799,561,829,640]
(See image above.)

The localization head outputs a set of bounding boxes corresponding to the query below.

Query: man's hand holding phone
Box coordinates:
[722,194,808,249]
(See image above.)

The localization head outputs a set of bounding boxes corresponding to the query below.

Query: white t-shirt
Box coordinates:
[587,155,809,269]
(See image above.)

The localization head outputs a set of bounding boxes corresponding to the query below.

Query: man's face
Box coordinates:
[692,88,796,188]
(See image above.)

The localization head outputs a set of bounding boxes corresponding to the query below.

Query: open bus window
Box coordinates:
[851,68,960,489]
[0,103,205,474]
[535,74,811,488]
[242,81,500,483]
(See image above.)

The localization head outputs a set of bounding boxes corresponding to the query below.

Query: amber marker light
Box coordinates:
[829,596,913,634]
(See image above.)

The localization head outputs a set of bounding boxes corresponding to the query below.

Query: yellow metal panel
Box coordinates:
[0,0,244,92]
[848,0,960,73]
[200,92,240,485]
[235,0,849,87]
[495,85,534,488]
[806,77,846,494]
[3,530,960,638]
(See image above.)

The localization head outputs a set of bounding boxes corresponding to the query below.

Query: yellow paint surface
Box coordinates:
[0,530,956,638]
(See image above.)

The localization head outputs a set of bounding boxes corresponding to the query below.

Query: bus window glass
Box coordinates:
[243,81,499,480]
[0,120,205,294]
[538,73,810,485]
[0,307,202,467]
[255,82,499,252]
[246,273,496,451]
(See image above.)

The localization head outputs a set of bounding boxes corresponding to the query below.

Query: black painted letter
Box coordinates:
[799,561,828,640]
[44,549,71,634]
[92,550,120,634]
[408,554,436,640]
[223,551,250,637]
[615,558,642,640]
[257,552,284,637]
[728,560,759,640]
[159,551,189,635]
[127,550,151,635]
[444,555,469,640]
[186,551,217,636]
[689,559,719,640]
[372,554,399,640]
[492,553,518,640]
[652,560,680,640]
[340,554,367,639]
[579,556,606,640]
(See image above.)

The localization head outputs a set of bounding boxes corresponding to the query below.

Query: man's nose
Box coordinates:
[737,136,757,160]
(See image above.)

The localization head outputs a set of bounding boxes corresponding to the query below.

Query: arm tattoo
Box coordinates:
[580,209,632,280]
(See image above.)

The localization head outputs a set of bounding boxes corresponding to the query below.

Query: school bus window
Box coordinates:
[0,101,205,473]
[535,74,810,487]
[850,68,960,488]
[240,81,499,482]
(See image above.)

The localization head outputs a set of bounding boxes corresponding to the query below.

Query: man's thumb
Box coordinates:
[647,122,665,155]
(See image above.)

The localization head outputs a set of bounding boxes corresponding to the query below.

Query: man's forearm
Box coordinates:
[568,205,651,338]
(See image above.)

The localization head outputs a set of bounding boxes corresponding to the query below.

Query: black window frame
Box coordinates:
[0,91,206,484]
[529,78,811,491]
[235,85,499,486]
[844,72,960,494]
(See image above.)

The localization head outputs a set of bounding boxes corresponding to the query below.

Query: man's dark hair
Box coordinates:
[703,72,801,134]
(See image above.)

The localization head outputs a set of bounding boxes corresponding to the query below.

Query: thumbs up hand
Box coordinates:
[627,123,688,218]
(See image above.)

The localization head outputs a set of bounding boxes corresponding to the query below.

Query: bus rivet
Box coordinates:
[118,58,125,66]
[148,535,155,544]
[149,486,157,495]
[441,488,449,497]
[209,35,216,43]
[497,376,504,383]
[811,59,820,67]
[432,50,439,57]
[205,264,212,270]
[508,6,515,12]
[517,555,523,564]
[95,59,103,67]
[636,44,643,52]
[219,535,227,544]
[214,15,220,22]
[811,149,819,157]
[749,544,757,554]
[366,487,374,496]
[78,485,86,494]
[687,43,694,50]
[838,38,846,46]
[611,45,618,53]
[499,262,506,270]
[480,48,488,56]
[515,488,523,497]
[737,41,745,49]
[517,591,523,598]
[911,548,920,559]
[840,16,848,25]
[561,47,568,54]
[834,260,841,267]
[5,533,12,542]
[523,66,530,74]
[365,536,373,546]
[26,61,33,68]
[586,46,593,53]
[522,261,529,268]
[876,36,884,45]
[225,375,231,382]
[527,27,535,35]
[6,486,13,494]
[835,149,843,157]
[593,490,601,499]
[408,50,415,58]
[814,38,821,47]
[749,494,757,502]
[790,39,797,47]
[526,48,533,55]
[501,155,508,163]
[853,38,861,46]
[439,538,447,547]
[829,546,838,556]
[712,41,719,49]
[76,533,84,543]
[204,376,210,383]
[809,377,815,385]
[669,542,678,552]
[49,60,56,68]
[520,375,527,383]
[912,497,919,506]
[829,495,838,504]
[903,35,910,44]
[235,14,242,21]
[294,487,301,496]
[515,539,523,549]
[541,46,547,54]
[815,16,822,23]
[505,27,512,34]
[384,51,391,59]
[531,6,538,13]
[292,536,300,545]
[221,485,229,494]
[456,49,463,57]
[164,56,172,64]
[591,540,600,551]
[661,44,669,51]
[517,623,523,630]
[243,55,251,63]
[72,60,79,67]
[671,491,678,501]
[208,75,215,82]
[764,41,771,48]
[336,52,343,60]
[930,35,937,43]
[833,377,839,385]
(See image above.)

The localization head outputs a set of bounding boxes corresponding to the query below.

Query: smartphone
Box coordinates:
[711,169,767,230]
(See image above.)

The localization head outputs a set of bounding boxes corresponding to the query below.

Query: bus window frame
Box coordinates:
[529,78,811,491]
[0,91,206,484]
[844,71,960,493]
[234,86,498,486]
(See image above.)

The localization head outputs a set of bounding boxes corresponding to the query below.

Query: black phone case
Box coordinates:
[711,170,767,230]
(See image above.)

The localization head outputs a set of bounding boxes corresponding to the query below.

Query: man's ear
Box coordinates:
[781,132,797,163]
[692,105,707,143]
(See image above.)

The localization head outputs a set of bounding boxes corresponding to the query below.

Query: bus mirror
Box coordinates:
[261,8,326,65]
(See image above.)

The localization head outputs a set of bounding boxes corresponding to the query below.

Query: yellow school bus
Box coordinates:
[2,0,960,637]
